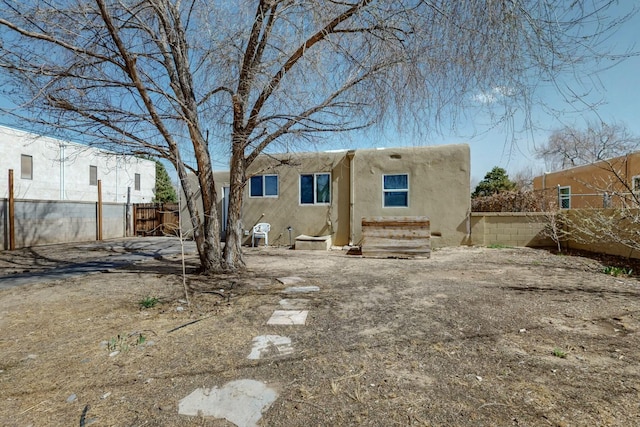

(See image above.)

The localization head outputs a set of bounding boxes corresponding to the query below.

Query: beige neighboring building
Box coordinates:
[533,152,640,209]
[212,144,470,248]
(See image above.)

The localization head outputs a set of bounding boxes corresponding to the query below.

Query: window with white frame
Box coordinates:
[632,176,640,193]
[383,174,409,207]
[300,173,330,205]
[89,165,98,186]
[558,186,571,209]
[21,154,33,180]
[135,173,141,191]
[250,174,278,197]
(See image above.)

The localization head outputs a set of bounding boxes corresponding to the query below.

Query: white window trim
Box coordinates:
[249,174,279,198]
[558,185,571,209]
[299,172,331,205]
[382,173,409,208]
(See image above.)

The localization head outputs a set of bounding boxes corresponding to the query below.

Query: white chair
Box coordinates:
[252,223,271,247]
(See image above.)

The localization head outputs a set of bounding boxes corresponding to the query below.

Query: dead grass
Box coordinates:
[1,244,639,426]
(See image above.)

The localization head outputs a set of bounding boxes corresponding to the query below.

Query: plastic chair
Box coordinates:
[252,223,271,247]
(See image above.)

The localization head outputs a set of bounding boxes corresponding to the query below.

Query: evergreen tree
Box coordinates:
[473,167,516,197]
[153,160,177,203]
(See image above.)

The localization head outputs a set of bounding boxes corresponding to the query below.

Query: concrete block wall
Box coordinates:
[1,199,127,249]
[470,212,554,247]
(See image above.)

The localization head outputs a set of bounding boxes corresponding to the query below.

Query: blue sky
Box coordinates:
[326,8,640,186]
[296,4,640,186]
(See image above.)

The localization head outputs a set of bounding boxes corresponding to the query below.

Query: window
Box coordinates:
[632,176,640,193]
[558,186,571,209]
[383,174,409,207]
[135,173,141,191]
[250,174,278,197]
[21,154,33,180]
[300,173,330,205]
[90,165,98,186]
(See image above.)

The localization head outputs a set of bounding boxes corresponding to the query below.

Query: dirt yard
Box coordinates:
[1,241,639,426]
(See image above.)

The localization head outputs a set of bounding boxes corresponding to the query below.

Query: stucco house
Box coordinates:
[210,144,470,248]
[0,125,155,203]
[533,152,640,209]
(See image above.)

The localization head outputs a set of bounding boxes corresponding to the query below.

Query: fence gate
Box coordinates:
[133,203,180,236]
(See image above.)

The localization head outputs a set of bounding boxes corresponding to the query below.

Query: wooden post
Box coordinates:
[133,204,137,236]
[8,169,15,250]
[97,179,103,241]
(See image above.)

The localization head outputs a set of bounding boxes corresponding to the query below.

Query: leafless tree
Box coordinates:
[536,122,640,171]
[0,1,636,273]
[564,155,640,255]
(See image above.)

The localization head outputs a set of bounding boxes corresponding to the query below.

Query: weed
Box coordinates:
[107,334,129,353]
[139,296,159,309]
[487,243,511,249]
[602,266,633,277]
[552,348,567,358]
[106,332,147,353]
[137,334,146,345]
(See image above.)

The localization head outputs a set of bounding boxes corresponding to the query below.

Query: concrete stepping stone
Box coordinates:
[178,379,278,427]
[277,276,305,285]
[282,285,320,294]
[247,335,293,360]
[266,310,308,325]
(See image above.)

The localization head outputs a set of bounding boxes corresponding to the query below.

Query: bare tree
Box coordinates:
[0,1,636,273]
[536,122,640,170]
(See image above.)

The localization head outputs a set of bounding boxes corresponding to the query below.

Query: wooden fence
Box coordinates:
[133,203,180,236]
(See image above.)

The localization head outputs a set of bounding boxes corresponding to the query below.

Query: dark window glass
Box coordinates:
[250,175,263,197]
[264,175,278,196]
[316,174,330,203]
[300,174,314,204]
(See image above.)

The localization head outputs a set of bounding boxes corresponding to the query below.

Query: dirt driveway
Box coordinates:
[1,240,639,426]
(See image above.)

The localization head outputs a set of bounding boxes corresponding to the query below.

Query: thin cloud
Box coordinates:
[473,86,514,104]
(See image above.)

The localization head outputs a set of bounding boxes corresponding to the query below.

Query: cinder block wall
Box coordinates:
[470,212,554,247]
[2,199,126,249]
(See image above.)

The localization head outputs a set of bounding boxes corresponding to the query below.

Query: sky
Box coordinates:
[325,7,640,186]
[1,3,638,187]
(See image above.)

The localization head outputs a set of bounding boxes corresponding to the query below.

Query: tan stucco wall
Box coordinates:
[533,153,640,209]
[351,145,470,248]
[470,212,554,247]
[189,144,471,248]
[243,151,351,246]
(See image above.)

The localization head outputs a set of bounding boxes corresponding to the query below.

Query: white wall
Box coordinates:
[0,125,155,203]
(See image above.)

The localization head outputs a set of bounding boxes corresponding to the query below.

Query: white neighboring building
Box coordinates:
[0,125,155,203]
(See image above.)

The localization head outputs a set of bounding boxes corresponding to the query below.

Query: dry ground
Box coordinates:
[1,242,639,426]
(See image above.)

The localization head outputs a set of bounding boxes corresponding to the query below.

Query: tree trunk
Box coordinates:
[173,154,221,273]
[194,158,224,274]
[223,144,246,270]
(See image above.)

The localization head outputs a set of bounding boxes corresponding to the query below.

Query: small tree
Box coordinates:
[153,160,177,203]
[473,167,517,198]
